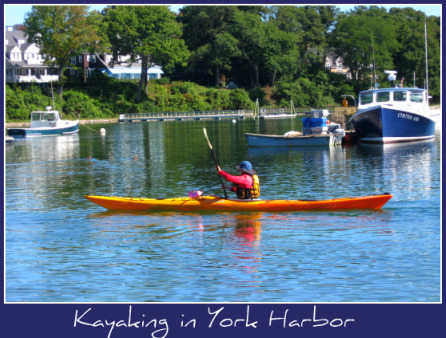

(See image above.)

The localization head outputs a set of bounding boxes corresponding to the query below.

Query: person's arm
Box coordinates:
[218,169,253,188]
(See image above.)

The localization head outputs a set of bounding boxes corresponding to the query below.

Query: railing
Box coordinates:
[7,74,59,83]
[119,110,253,121]
[118,106,358,122]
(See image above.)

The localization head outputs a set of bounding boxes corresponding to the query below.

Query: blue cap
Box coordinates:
[236,161,256,174]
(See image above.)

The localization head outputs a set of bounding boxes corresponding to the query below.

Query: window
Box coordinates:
[377,92,390,102]
[410,91,423,103]
[360,93,373,105]
[79,55,83,63]
[91,55,96,63]
[71,57,76,64]
[31,113,41,121]
[394,91,407,102]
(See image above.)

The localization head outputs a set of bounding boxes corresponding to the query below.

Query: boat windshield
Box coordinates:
[359,93,373,105]
[377,92,390,102]
[394,91,407,101]
[45,113,56,121]
[31,112,57,121]
[410,91,424,103]
[31,113,42,121]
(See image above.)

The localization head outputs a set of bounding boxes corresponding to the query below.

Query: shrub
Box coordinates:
[228,89,253,110]
[62,90,102,118]
[248,86,267,106]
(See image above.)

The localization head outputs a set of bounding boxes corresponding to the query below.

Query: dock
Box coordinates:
[118,110,252,122]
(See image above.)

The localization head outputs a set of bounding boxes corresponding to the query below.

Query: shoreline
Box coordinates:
[5,105,440,128]
[5,119,119,128]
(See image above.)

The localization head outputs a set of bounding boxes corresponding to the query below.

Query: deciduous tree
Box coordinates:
[104,6,189,101]
[25,6,104,97]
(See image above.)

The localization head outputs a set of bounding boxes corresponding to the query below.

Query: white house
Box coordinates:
[6,27,164,83]
[5,27,59,83]
[67,51,164,81]
[325,52,351,79]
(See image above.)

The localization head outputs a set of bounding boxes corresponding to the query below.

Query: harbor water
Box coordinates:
[5,118,441,302]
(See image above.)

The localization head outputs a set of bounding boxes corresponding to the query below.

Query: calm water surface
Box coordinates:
[5,118,441,302]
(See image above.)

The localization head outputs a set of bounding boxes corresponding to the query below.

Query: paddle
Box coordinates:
[203,127,228,199]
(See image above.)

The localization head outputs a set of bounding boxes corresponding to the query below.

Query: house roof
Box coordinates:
[5,30,28,47]
[5,30,38,54]
[104,66,164,75]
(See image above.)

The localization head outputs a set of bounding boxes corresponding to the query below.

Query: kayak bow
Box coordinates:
[85,194,392,212]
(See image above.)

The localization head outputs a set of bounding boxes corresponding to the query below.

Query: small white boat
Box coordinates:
[429,106,441,128]
[258,113,296,119]
[7,107,79,138]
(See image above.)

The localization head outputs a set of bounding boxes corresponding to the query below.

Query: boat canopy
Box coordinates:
[359,88,426,106]
[30,111,60,122]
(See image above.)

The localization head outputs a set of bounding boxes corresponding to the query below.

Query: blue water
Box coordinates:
[5,119,441,302]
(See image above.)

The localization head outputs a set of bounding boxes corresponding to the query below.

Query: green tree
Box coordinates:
[104,6,190,101]
[331,7,396,83]
[24,6,104,97]
[180,6,240,87]
[262,21,301,85]
[271,6,337,76]
[390,8,441,101]
[230,9,267,87]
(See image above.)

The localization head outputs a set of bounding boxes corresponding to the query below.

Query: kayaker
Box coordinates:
[218,161,260,199]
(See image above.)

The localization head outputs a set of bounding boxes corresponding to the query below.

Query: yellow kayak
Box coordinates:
[85,194,392,212]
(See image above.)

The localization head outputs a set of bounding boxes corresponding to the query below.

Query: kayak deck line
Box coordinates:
[85,194,392,212]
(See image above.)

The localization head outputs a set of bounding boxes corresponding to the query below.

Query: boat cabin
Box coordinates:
[358,88,427,108]
[30,107,61,128]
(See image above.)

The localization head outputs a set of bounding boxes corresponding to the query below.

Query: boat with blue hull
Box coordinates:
[245,109,345,147]
[245,132,341,147]
[7,107,79,138]
[350,72,435,144]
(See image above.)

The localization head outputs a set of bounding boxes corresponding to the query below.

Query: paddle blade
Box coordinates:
[203,127,213,150]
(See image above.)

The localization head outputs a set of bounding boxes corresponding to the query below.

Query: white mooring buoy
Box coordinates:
[100,128,106,135]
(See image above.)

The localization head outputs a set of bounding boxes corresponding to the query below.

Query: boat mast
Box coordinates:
[371,32,376,88]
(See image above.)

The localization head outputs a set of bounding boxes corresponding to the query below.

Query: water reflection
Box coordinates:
[5,134,80,163]
[355,139,437,200]
[228,213,262,246]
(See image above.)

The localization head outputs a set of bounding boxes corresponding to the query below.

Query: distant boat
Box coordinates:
[245,132,342,147]
[429,106,441,127]
[7,107,79,138]
[246,109,345,147]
